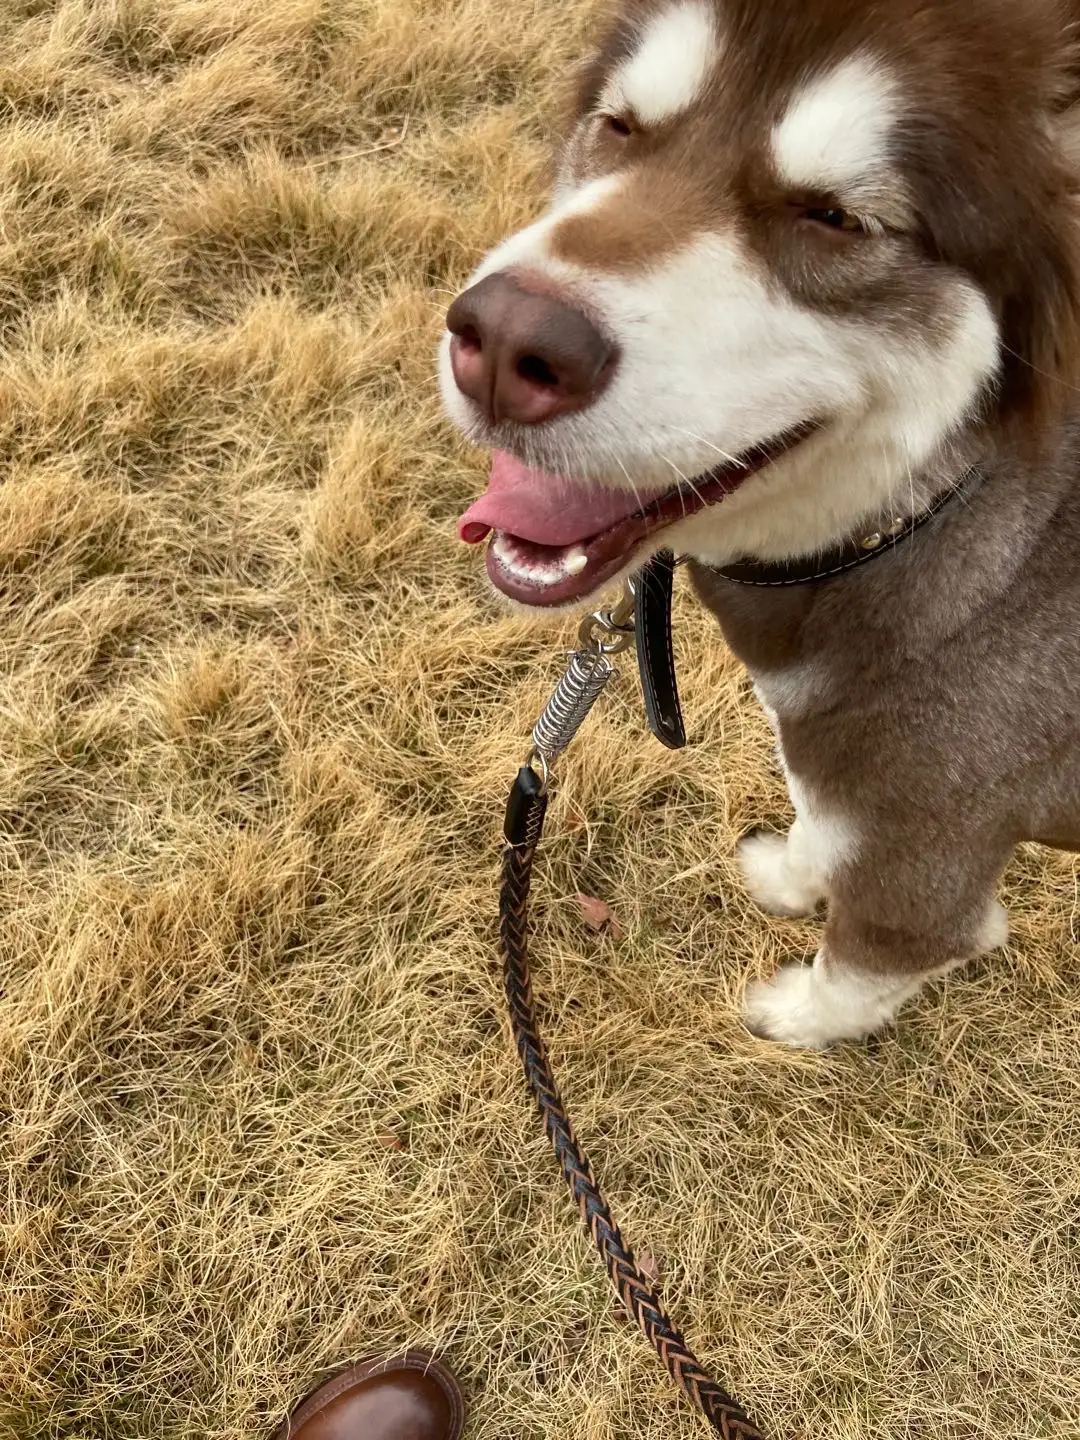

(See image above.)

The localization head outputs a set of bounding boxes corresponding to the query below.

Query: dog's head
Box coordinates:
[440,0,1080,608]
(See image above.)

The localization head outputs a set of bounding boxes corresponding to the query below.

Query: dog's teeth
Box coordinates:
[490,531,591,589]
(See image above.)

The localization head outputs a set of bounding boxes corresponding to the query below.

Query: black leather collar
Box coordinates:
[632,469,977,749]
[708,469,975,587]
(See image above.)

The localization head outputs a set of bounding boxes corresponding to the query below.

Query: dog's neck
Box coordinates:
[687,415,1078,691]
[673,412,988,572]
[706,468,977,588]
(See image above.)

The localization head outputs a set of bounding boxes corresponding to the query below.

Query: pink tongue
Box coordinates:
[458,450,662,546]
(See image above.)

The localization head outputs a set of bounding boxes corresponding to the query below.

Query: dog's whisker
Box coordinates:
[615,457,647,514]
[656,450,708,518]
[656,423,750,470]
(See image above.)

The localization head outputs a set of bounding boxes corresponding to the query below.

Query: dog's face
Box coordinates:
[441,0,1080,608]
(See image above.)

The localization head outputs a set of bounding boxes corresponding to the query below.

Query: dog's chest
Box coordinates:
[686,557,926,810]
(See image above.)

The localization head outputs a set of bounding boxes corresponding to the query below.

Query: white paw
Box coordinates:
[737,831,823,917]
[743,955,916,1049]
[743,964,839,1049]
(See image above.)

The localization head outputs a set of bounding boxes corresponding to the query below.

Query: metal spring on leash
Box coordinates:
[531,649,615,767]
[528,582,637,774]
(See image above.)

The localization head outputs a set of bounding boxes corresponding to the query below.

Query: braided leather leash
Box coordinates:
[498,582,763,1439]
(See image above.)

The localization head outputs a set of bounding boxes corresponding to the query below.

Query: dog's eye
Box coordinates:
[601,113,634,138]
[803,206,865,234]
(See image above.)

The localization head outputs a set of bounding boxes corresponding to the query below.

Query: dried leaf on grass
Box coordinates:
[637,1247,661,1285]
[575,892,623,939]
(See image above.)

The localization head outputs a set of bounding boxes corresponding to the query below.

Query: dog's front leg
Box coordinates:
[742,946,940,1049]
[736,765,850,917]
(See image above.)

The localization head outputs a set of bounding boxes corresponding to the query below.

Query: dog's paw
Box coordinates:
[743,956,910,1049]
[737,831,823,917]
[743,964,838,1049]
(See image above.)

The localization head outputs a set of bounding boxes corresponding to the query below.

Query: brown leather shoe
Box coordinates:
[272,1351,465,1440]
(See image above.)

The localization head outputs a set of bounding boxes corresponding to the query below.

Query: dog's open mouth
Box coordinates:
[457,424,817,605]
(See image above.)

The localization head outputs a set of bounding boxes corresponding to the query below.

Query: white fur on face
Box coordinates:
[603,1,718,127]
[451,202,997,541]
[439,156,999,585]
[446,204,877,489]
[772,55,901,201]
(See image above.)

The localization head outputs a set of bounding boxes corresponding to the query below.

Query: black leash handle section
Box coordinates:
[500,767,763,1439]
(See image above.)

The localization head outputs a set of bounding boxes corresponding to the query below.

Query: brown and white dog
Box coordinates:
[439,0,1080,1048]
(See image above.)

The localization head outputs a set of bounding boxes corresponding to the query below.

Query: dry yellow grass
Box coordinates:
[0,2,1078,1437]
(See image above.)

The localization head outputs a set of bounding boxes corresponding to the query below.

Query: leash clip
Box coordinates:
[577,580,636,655]
[523,549,687,795]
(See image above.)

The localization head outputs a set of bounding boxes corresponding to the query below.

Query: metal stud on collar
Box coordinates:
[860,516,908,551]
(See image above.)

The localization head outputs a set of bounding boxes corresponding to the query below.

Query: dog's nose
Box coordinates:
[446,273,616,425]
